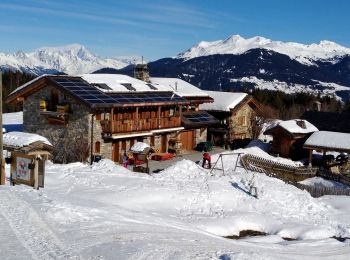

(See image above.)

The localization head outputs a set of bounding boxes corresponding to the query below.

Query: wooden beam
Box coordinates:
[158,106,161,129]
[34,159,39,190]
[111,108,114,133]
[136,107,139,131]
[308,149,313,167]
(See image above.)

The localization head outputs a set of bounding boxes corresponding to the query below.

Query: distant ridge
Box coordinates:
[0,44,139,75]
[177,35,350,65]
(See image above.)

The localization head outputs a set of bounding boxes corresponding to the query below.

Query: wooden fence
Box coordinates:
[317,168,350,187]
[241,154,317,183]
[294,183,350,197]
[240,154,350,197]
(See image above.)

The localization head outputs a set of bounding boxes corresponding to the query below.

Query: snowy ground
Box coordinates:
[1,153,350,259]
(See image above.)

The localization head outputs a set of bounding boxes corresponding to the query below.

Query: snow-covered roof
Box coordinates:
[304,131,350,152]
[81,74,171,93]
[3,131,52,148]
[9,74,47,96]
[199,91,247,111]
[150,77,210,97]
[265,119,318,135]
[130,142,150,152]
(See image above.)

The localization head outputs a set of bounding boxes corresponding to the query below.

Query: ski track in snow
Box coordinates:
[0,189,74,259]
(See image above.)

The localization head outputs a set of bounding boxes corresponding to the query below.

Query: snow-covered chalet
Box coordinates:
[6,73,217,163]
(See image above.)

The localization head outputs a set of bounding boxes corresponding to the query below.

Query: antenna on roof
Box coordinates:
[141,56,144,64]
[175,81,178,91]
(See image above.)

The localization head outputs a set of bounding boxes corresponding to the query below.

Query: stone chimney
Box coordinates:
[134,63,150,82]
[296,120,306,129]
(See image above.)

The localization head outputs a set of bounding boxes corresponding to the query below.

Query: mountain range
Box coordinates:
[0,44,138,75]
[109,35,350,101]
[1,36,350,101]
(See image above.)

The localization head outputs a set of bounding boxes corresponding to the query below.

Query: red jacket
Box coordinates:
[203,152,211,160]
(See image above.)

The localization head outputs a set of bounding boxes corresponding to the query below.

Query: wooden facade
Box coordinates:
[265,126,313,160]
[100,106,181,135]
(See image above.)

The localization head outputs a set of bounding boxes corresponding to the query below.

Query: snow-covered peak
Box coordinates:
[0,44,137,75]
[177,35,350,65]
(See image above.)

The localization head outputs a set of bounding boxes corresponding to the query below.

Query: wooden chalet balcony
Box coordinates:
[100,116,181,134]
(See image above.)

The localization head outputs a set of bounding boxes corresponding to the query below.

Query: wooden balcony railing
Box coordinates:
[100,117,181,134]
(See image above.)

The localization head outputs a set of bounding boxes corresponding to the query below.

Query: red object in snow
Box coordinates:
[203,152,211,160]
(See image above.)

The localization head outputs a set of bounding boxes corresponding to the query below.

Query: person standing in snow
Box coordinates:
[202,148,211,169]
[122,152,129,168]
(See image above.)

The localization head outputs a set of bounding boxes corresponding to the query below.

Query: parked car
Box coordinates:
[336,153,349,164]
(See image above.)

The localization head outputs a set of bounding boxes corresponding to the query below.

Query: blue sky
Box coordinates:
[0,0,349,60]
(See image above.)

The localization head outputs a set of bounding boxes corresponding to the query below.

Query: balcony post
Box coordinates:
[111,108,114,133]
[136,107,139,131]
[157,106,161,128]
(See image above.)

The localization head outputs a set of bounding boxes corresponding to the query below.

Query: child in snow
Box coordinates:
[122,152,129,168]
[202,149,211,169]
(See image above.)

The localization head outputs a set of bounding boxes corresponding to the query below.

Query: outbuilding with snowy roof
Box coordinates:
[3,132,53,189]
[264,119,318,160]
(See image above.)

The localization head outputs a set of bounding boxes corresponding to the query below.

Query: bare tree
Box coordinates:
[250,104,278,140]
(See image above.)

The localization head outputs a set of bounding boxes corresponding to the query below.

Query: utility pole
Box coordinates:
[0,71,4,185]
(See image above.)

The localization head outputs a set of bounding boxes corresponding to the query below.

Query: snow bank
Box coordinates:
[299,177,349,189]
[2,154,350,258]
[156,159,206,180]
[3,131,51,147]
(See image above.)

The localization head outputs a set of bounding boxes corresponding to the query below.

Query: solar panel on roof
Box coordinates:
[93,83,112,90]
[51,77,186,107]
[120,83,136,91]
[146,83,157,90]
[183,112,218,124]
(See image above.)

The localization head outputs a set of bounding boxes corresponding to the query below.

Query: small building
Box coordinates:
[301,111,350,134]
[3,131,52,189]
[264,119,318,160]
[199,91,261,146]
[304,131,350,166]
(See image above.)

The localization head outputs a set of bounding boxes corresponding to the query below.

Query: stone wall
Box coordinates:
[229,103,255,139]
[23,85,92,163]
[92,115,112,160]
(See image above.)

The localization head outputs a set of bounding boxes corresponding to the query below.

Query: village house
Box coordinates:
[199,91,261,146]
[6,73,217,163]
[264,119,318,160]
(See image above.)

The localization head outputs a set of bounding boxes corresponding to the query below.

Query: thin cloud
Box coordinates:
[0,3,139,26]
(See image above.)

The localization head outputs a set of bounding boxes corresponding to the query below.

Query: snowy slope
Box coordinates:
[177,35,350,65]
[1,154,350,259]
[0,44,138,75]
